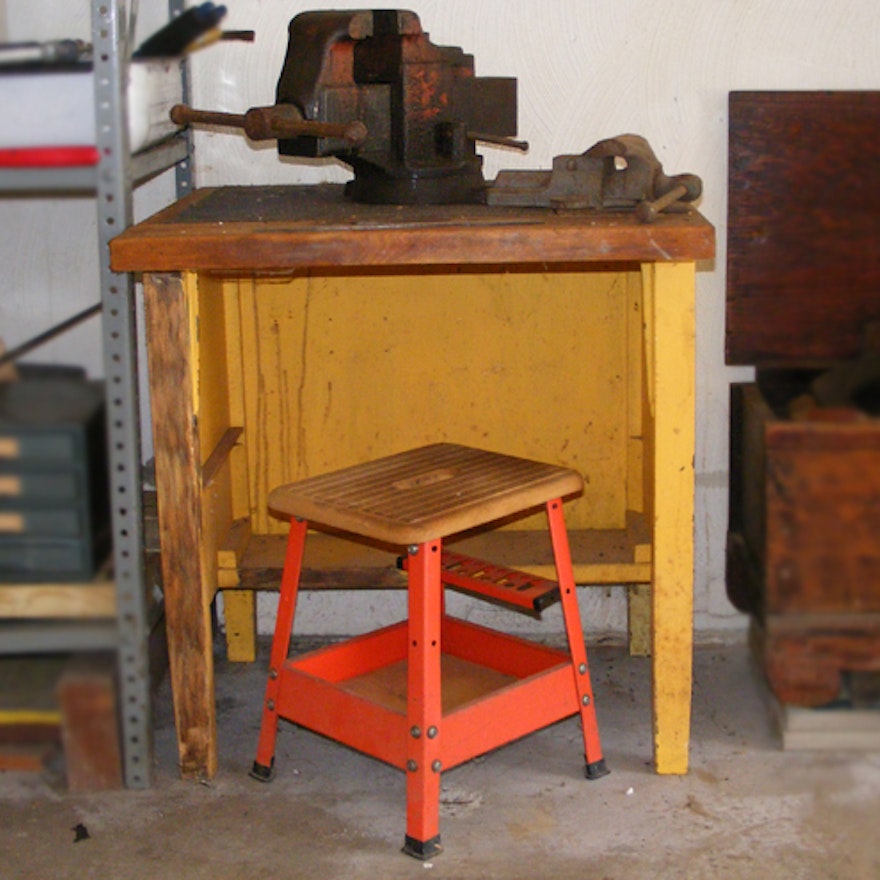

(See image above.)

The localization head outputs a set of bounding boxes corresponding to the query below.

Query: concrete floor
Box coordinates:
[2,640,879,880]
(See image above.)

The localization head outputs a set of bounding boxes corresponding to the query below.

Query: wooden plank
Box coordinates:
[766,419,880,450]
[233,516,652,592]
[110,185,715,273]
[644,261,696,775]
[216,517,252,573]
[143,272,217,780]
[0,582,115,618]
[221,280,252,521]
[202,426,243,489]
[222,591,257,663]
[627,583,651,657]
[626,270,646,514]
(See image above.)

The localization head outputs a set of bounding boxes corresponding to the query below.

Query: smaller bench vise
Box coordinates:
[487,134,702,220]
[171,9,522,204]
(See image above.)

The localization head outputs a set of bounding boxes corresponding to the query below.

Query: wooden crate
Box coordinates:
[726,91,880,710]
[728,381,880,706]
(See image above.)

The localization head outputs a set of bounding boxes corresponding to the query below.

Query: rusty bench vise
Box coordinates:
[171,9,521,204]
[487,134,702,220]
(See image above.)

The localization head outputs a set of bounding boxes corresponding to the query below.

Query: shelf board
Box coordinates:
[232,511,652,591]
[0,619,118,653]
[0,570,116,619]
[0,134,189,196]
[0,164,97,193]
[132,134,189,185]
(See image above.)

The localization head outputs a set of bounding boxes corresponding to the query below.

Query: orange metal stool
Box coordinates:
[251,443,608,859]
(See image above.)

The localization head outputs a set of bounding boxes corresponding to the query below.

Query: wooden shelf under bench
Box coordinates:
[215,510,654,663]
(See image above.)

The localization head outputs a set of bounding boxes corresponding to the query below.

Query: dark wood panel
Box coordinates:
[727,91,880,366]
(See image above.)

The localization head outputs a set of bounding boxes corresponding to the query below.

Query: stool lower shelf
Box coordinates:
[270,615,586,773]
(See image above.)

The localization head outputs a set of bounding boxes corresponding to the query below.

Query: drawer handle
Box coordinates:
[0,475,22,496]
[0,512,24,533]
[0,437,20,459]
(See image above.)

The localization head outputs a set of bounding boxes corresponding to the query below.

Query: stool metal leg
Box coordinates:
[252,517,308,781]
[402,540,444,860]
[546,499,609,779]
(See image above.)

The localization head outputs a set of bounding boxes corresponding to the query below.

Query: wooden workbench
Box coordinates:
[110,184,714,781]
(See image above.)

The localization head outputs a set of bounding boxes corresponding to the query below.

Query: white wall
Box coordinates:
[0,2,173,379]
[3,1,879,640]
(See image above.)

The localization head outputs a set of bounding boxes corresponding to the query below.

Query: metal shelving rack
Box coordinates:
[0,0,193,788]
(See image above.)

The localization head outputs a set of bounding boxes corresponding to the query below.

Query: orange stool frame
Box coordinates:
[251,444,608,859]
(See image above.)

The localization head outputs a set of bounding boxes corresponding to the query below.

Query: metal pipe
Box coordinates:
[0,302,102,367]
[468,131,529,152]
[170,104,368,146]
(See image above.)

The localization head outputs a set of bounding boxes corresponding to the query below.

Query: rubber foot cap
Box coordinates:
[249,759,275,782]
[402,834,442,860]
[585,757,610,780]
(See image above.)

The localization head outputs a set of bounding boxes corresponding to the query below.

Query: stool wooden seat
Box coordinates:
[252,443,608,859]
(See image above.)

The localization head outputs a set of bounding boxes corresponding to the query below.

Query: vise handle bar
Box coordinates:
[636,183,689,223]
[169,103,369,147]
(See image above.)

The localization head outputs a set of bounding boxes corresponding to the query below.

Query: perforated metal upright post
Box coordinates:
[171,0,195,202]
[91,0,193,788]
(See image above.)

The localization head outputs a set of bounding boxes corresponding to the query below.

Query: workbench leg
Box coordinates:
[643,261,696,775]
[403,541,443,860]
[144,272,217,780]
[627,584,652,657]
[223,590,257,663]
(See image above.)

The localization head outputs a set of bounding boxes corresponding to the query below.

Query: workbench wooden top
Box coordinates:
[110,184,714,272]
